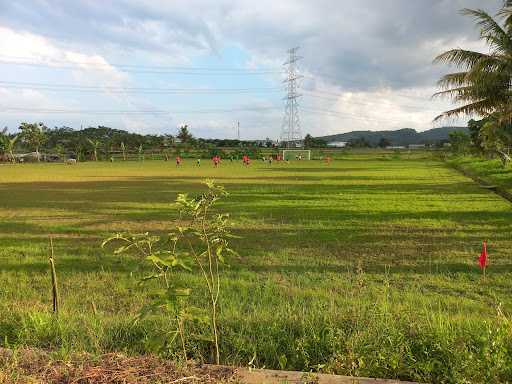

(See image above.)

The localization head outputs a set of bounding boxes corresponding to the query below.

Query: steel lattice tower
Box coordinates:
[280,47,303,147]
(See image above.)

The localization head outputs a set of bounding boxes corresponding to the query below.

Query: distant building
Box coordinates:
[386,146,406,150]
[327,141,347,148]
[408,144,426,149]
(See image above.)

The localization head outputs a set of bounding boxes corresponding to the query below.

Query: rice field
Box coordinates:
[1,151,512,383]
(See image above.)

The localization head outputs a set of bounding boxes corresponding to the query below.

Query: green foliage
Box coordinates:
[304,134,327,148]
[54,144,65,160]
[103,180,236,363]
[86,138,101,161]
[448,155,512,193]
[18,122,47,159]
[347,137,372,148]
[0,129,18,162]
[208,148,227,159]
[177,125,194,144]
[449,131,471,155]
[480,119,512,166]
[468,118,487,151]
[378,137,391,148]
[0,127,8,155]
[2,124,294,162]
[120,142,127,161]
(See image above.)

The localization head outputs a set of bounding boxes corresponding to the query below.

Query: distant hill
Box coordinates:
[317,127,468,146]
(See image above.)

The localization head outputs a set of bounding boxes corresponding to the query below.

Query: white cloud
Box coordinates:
[0,26,174,132]
[0,0,503,137]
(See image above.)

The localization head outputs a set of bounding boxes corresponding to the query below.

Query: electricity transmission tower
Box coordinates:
[280,47,303,147]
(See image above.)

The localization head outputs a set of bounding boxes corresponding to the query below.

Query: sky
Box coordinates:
[0,0,503,139]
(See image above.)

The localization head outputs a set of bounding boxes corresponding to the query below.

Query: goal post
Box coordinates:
[282,149,311,161]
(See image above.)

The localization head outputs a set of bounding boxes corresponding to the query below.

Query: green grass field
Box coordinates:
[448,156,512,193]
[1,152,512,383]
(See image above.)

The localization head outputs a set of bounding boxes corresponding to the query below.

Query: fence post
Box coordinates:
[49,236,59,315]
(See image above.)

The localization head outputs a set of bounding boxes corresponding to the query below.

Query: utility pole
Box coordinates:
[237,121,240,141]
[280,47,303,148]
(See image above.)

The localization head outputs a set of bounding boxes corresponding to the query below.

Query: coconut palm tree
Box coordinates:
[0,130,19,163]
[86,138,100,161]
[434,3,512,163]
[434,5,512,119]
[8,136,18,162]
[120,142,127,161]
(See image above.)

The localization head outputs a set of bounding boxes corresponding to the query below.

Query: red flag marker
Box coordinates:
[479,241,488,276]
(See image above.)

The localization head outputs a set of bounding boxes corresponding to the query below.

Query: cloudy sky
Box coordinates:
[0,0,502,139]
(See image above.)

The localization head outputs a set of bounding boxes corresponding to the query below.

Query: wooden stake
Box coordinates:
[49,236,59,315]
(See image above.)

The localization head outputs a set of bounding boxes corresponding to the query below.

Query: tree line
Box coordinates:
[0,123,316,162]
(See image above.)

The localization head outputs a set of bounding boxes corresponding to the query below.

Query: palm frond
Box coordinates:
[433,99,498,121]
[436,72,470,89]
[461,8,511,52]
[498,3,512,34]
[432,86,473,99]
[433,49,491,69]
[435,3,512,125]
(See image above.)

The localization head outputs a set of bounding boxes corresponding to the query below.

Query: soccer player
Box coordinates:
[176,155,181,167]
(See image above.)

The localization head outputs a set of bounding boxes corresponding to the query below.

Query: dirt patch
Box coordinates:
[0,348,235,383]
[0,349,419,384]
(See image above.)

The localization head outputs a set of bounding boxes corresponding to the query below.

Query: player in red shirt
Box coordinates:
[176,155,182,167]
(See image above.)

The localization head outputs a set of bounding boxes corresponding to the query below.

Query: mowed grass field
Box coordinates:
[1,152,512,382]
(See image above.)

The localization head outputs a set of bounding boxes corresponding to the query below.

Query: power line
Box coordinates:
[0,57,284,75]
[0,55,284,72]
[0,106,282,115]
[0,101,437,123]
[0,80,282,95]
[0,104,439,130]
